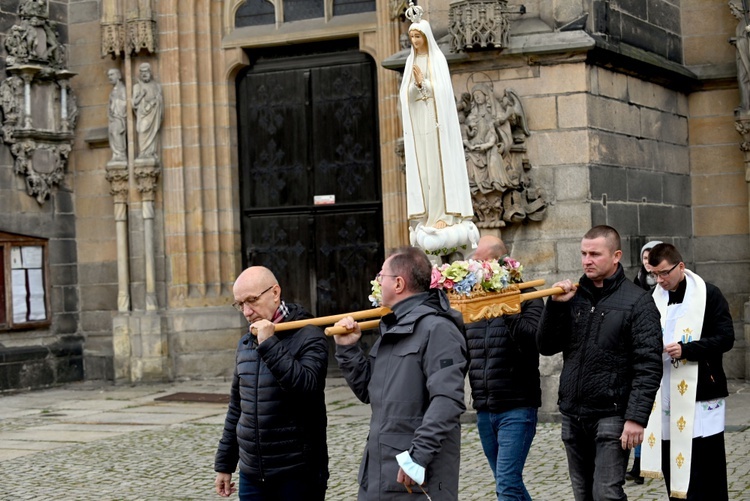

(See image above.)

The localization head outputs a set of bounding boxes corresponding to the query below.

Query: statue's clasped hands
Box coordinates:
[412,65,424,88]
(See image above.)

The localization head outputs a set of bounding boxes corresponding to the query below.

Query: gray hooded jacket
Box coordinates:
[336,289,468,500]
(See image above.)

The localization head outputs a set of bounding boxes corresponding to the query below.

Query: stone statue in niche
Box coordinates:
[457,80,547,227]
[107,68,128,163]
[132,62,163,161]
[730,1,750,110]
[400,2,479,256]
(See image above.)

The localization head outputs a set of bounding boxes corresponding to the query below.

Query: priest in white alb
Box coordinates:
[640,243,734,500]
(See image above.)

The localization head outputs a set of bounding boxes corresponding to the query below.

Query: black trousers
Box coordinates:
[662,432,728,501]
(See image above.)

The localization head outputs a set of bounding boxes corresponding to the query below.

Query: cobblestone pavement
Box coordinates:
[1,378,748,500]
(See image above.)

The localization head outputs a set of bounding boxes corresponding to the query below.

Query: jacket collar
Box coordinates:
[578,263,626,298]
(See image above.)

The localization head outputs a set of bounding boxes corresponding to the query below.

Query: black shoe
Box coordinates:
[626,457,642,483]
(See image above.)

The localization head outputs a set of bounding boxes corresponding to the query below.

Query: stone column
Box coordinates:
[105,162,131,312]
[134,160,160,311]
[377,2,410,252]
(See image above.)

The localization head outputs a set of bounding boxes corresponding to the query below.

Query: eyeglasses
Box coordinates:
[376,272,398,284]
[648,262,679,280]
[232,285,274,311]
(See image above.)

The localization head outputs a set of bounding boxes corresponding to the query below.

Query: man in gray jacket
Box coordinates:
[334,246,468,500]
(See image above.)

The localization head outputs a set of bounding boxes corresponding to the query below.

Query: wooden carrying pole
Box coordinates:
[323,279,551,336]
[518,284,578,302]
[261,280,574,337]
[270,306,391,333]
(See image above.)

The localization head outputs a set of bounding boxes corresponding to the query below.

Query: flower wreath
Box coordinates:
[369,257,524,307]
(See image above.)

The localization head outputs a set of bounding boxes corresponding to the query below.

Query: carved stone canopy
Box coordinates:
[448,0,513,52]
[100,0,157,58]
[1,0,77,205]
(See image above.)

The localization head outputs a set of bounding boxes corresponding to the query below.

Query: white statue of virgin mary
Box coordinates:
[399,2,479,255]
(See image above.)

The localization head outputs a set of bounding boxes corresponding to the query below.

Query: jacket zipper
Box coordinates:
[254,348,265,481]
[483,322,490,397]
[575,306,596,413]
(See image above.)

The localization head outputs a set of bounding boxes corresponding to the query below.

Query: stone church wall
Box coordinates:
[0,0,84,391]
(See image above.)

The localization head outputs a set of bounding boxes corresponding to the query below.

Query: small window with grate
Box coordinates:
[284,0,324,22]
[333,0,375,16]
[236,0,276,28]
[0,232,50,330]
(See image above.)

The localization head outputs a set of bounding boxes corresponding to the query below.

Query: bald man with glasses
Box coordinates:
[214,266,329,500]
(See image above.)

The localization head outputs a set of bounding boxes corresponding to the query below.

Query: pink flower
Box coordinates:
[443,278,455,289]
[504,257,520,269]
[430,267,442,289]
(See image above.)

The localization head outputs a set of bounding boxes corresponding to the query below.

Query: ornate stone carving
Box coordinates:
[101,0,156,57]
[389,0,409,20]
[1,0,77,205]
[105,164,129,204]
[127,19,158,55]
[101,22,126,58]
[12,139,71,204]
[0,75,24,141]
[730,2,750,111]
[735,110,750,182]
[448,0,511,52]
[458,81,547,227]
[4,0,66,69]
[134,162,161,201]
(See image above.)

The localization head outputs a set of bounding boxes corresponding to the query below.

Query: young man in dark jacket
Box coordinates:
[334,246,468,500]
[641,243,734,500]
[465,235,543,500]
[214,266,329,500]
[537,225,663,501]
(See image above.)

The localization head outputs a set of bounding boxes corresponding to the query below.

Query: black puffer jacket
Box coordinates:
[214,303,329,485]
[537,265,663,426]
[465,296,543,413]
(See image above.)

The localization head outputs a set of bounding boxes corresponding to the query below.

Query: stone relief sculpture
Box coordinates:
[457,80,547,227]
[132,63,163,161]
[1,0,77,204]
[107,68,128,163]
[0,76,24,141]
[730,1,750,110]
[4,0,65,69]
[400,2,480,256]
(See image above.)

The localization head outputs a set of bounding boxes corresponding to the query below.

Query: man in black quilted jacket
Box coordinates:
[465,235,543,500]
[537,225,662,501]
[214,266,329,500]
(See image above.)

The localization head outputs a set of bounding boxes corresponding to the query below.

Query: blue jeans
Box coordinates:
[561,415,629,501]
[239,470,325,501]
[477,407,538,500]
